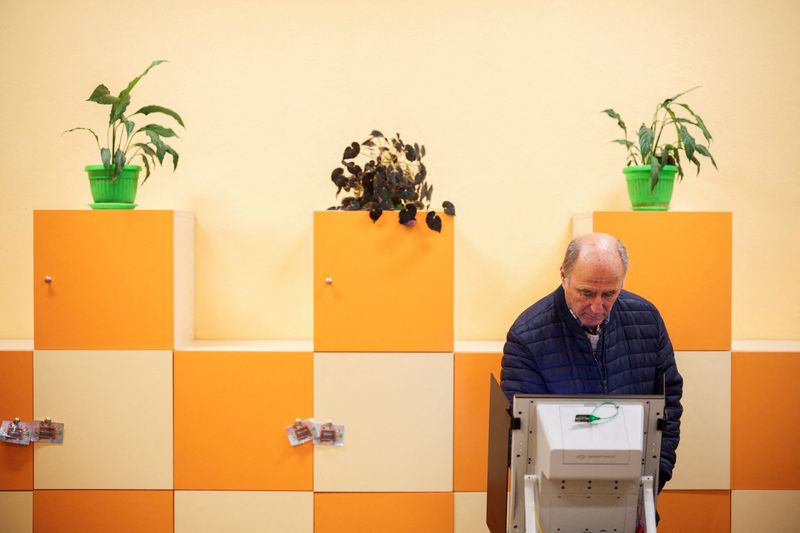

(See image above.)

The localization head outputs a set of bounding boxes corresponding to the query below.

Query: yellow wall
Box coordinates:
[1,0,798,340]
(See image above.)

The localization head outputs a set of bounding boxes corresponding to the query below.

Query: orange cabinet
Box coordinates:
[0,350,33,490]
[575,212,731,351]
[453,352,502,492]
[33,211,193,350]
[174,351,313,490]
[731,351,800,490]
[315,493,453,533]
[175,491,313,532]
[34,490,173,533]
[314,211,453,352]
[0,492,32,532]
[34,350,174,489]
[657,490,731,532]
[313,352,453,492]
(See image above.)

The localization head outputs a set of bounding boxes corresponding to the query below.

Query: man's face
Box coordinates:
[561,255,625,328]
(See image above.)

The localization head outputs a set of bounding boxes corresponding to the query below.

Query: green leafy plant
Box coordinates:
[65,60,184,182]
[329,130,455,232]
[603,87,717,188]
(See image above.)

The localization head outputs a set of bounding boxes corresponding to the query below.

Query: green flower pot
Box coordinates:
[623,165,677,211]
[86,165,141,209]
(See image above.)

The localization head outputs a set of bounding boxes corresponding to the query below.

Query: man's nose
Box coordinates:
[590,298,604,313]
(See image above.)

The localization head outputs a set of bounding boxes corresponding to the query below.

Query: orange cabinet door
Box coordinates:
[0,351,33,490]
[657,490,731,533]
[174,351,313,490]
[314,211,454,352]
[34,490,173,533]
[731,351,800,490]
[34,211,192,350]
[315,493,454,533]
[453,352,502,492]
[588,212,732,351]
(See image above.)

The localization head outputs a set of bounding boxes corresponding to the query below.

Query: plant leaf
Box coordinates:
[425,211,442,233]
[672,147,684,180]
[399,204,417,226]
[638,124,654,160]
[370,130,384,138]
[695,144,718,169]
[392,136,403,153]
[659,148,670,167]
[63,127,102,150]
[113,60,167,122]
[680,125,698,168]
[110,94,131,125]
[442,201,455,216]
[650,158,661,190]
[681,125,700,174]
[369,207,382,222]
[342,142,360,160]
[125,120,135,137]
[113,149,126,177]
[132,105,185,127]
[676,103,712,142]
[87,85,119,105]
[661,86,700,107]
[163,144,179,171]
[136,124,177,138]
[612,139,635,149]
[139,153,152,183]
[146,131,166,163]
[134,142,157,158]
[101,147,111,169]
[602,108,627,131]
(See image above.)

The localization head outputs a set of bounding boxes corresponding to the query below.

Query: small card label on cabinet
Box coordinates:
[32,418,64,443]
[0,419,31,446]
[313,420,345,446]
[287,418,316,446]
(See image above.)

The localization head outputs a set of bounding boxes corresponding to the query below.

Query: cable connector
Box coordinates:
[575,401,620,424]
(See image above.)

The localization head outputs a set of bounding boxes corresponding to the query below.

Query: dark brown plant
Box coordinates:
[328,131,455,232]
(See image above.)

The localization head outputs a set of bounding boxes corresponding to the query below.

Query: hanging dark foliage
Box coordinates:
[328,131,455,232]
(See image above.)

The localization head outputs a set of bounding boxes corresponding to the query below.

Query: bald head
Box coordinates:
[559,233,628,327]
[561,233,629,280]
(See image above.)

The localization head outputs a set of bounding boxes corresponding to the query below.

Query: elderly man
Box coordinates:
[501,233,683,492]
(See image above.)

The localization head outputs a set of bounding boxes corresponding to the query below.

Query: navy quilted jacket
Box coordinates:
[501,285,683,487]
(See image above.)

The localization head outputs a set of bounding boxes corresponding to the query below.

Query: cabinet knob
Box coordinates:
[325,277,333,285]
[44,276,52,284]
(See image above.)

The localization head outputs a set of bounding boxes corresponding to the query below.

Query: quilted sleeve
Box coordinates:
[656,312,683,490]
[500,326,548,404]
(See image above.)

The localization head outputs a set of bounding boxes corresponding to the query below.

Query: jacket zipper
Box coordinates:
[583,333,609,393]
[594,335,608,393]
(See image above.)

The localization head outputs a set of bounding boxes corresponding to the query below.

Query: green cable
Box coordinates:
[574,401,620,424]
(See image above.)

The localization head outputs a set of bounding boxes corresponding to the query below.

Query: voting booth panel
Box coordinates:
[488,375,665,533]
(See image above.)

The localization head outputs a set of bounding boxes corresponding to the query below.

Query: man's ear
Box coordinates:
[560,267,567,286]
